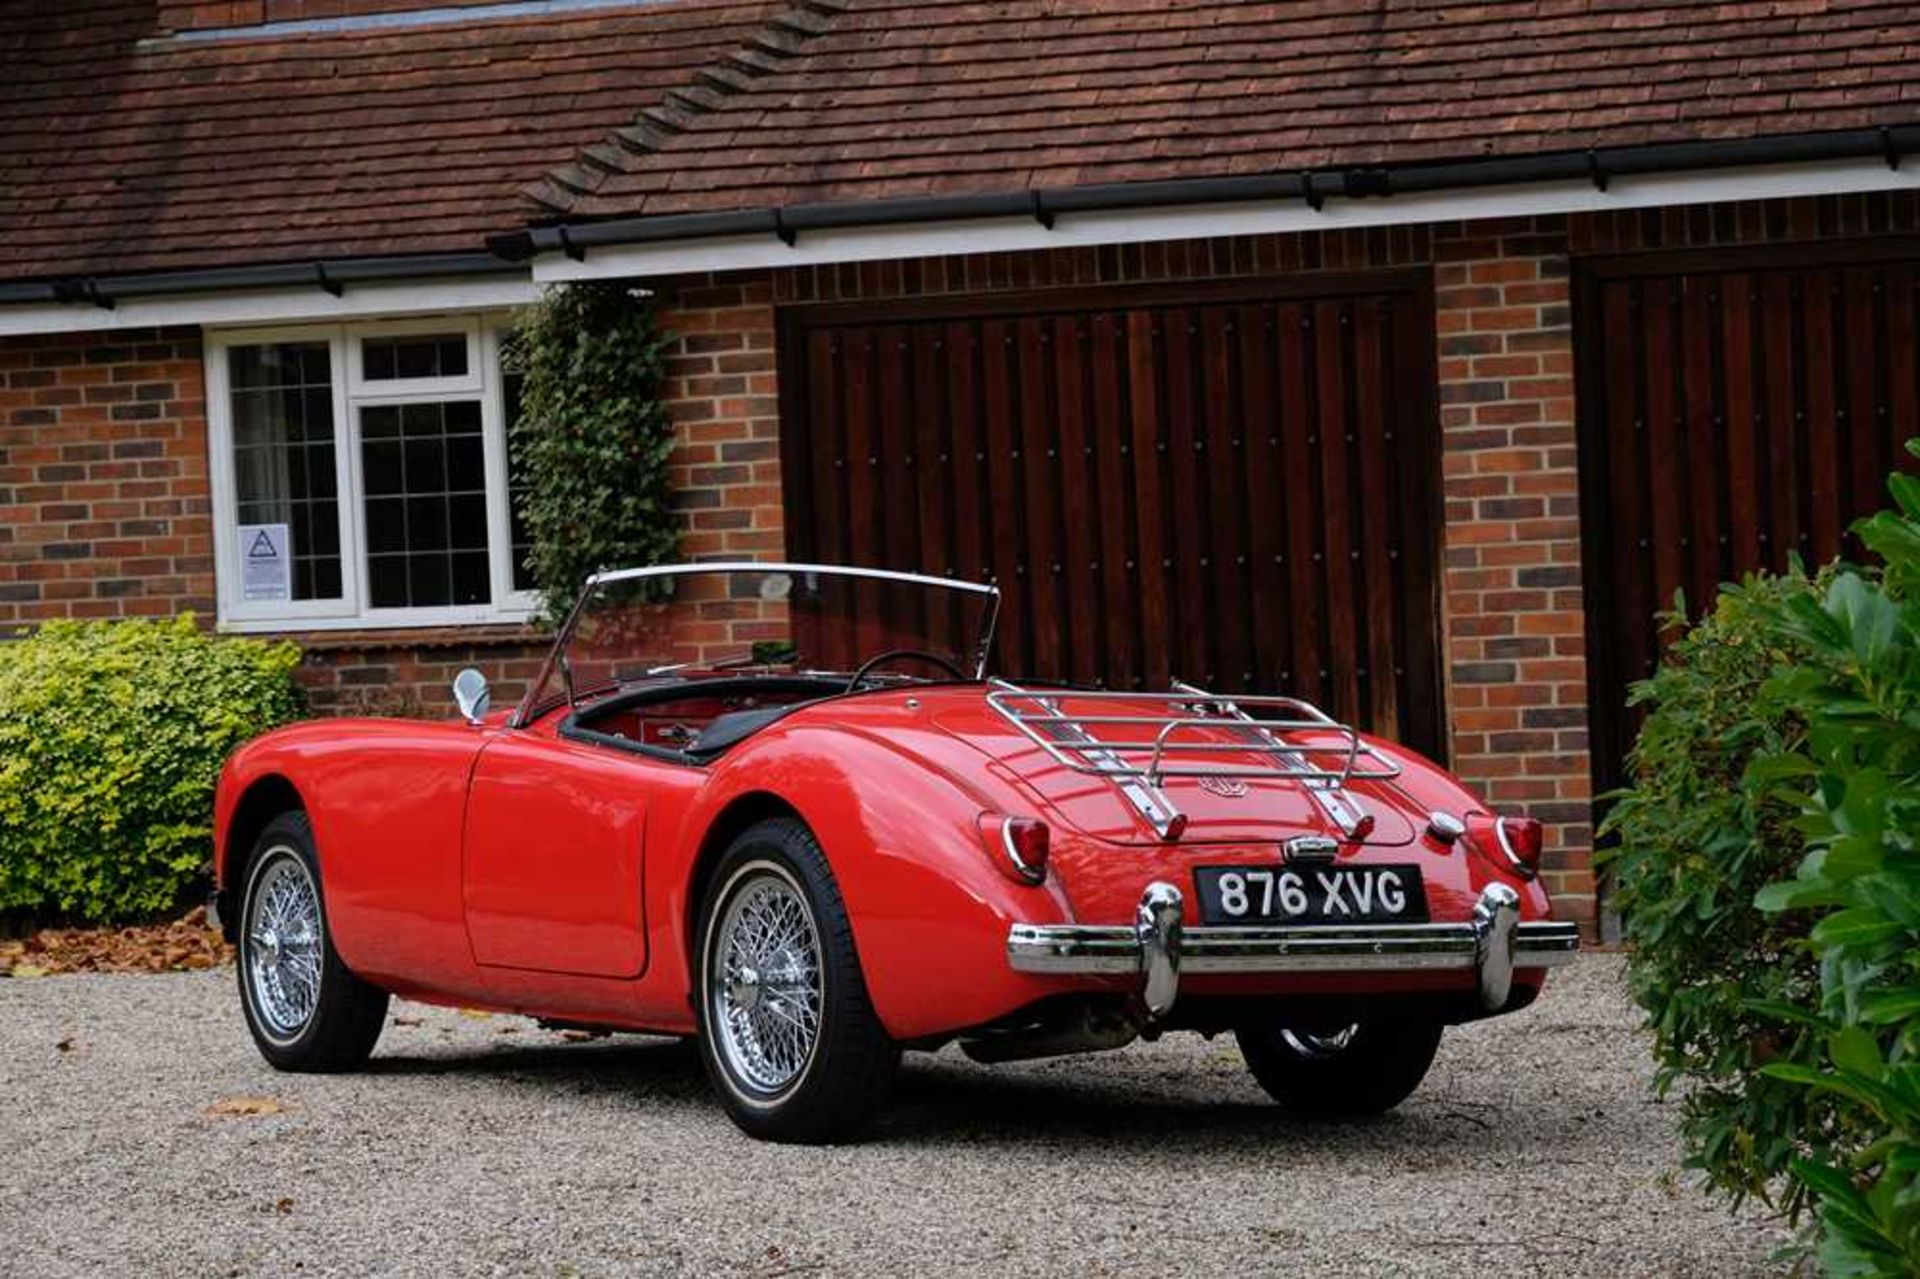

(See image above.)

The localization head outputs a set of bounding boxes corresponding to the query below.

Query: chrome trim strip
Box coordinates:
[1007,917,1580,976]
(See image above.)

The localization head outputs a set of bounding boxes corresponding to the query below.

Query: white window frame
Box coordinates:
[206,315,538,634]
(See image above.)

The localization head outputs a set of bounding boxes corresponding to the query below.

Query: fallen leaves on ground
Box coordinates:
[0,907,231,976]
[203,1096,287,1119]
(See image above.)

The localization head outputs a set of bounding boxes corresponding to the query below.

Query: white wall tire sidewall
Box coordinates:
[700,856,826,1114]
[241,843,324,1050]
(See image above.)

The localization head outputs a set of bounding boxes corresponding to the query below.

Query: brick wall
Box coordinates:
[1429,218,1594,929]
[156,1,526,31]
[0,327,214,634]
[294,627,548,717]
[656,275,785,562]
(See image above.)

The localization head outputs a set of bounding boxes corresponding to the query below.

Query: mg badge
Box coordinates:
[1198,776,1248,798]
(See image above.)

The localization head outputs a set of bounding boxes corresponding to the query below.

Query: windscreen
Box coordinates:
[519,565,998,722]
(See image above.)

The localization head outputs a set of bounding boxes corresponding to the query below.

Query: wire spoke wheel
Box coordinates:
[709,870,824,1095]
[1280,1025,1359,1059]
[244,850,324,1042]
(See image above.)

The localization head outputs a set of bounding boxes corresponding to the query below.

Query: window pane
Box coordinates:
[361,333,467,382]
[228,341,342,603]
[502,366,535,592]
[359,399,490,609]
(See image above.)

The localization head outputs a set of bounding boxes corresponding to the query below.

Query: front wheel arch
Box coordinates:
[218,773,306,941]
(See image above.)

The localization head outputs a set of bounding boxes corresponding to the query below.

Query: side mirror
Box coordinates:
[451,668,491,725]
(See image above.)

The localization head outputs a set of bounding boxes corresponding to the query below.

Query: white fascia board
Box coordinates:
[532,158,1920,283]
[0,273,541,338]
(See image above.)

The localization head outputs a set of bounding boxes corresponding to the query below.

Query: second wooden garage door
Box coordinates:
[1577,242,1920,799]
[777,275,1448,759]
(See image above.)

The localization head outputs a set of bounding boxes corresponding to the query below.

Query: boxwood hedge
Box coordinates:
[0,616,303,923]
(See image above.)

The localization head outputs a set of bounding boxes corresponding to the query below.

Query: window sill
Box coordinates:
[220,618,549,652]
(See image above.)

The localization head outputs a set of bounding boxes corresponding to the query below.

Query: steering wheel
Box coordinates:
[846,648,968,692]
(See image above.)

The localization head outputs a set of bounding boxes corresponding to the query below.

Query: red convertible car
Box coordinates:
[211,563,1576,1142]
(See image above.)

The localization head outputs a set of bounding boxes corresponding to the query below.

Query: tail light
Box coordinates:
[979,813,1049,884]
[1469,812,1543,879]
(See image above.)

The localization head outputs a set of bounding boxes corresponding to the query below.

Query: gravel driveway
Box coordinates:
[0,955,1788,1277]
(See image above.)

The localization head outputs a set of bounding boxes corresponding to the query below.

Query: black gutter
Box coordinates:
[491,125,1920,263]
[0,251,526,309]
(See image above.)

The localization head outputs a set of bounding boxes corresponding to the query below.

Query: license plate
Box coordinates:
[1192,864,1428,925]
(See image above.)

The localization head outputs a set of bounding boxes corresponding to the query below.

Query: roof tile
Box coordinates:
[0,0,786,282]
[539,0,1920,223]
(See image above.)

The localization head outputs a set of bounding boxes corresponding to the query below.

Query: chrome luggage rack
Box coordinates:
[986,678,1400,840]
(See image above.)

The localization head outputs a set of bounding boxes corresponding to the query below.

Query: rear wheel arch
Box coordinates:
[220,774,306,939]
[685,791,806,969]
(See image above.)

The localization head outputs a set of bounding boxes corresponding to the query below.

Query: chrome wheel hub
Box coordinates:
[245,852,323,1042]
[710,871,823,1095]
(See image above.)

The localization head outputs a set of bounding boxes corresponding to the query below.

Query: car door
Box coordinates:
[461,730,657,978]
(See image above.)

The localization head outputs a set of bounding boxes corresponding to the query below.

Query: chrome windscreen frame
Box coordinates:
[511,561,1002,729]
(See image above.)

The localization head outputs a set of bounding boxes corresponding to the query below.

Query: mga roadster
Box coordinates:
[211,563,1577,1142]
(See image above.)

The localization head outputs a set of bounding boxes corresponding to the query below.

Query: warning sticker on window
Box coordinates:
[238,523,291,601]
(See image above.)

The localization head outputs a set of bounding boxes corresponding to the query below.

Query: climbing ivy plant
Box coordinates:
[505,282,679,626]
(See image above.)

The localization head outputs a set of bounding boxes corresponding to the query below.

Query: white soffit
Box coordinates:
[0,274,541,338]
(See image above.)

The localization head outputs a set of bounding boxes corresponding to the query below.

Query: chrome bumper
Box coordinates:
[1007,882,1580,1018]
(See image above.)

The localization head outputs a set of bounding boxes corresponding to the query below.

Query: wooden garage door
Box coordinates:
[1577,242,1920,798]
[777,275,1448,758]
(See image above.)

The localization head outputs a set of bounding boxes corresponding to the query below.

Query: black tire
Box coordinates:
[693,817,899,1143]
[1235,1018,1443,1117]
[236,811,389,1072]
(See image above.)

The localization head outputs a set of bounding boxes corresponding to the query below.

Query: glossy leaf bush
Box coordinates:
[0,616,303,922]
[1600,573,1849,1216]
[1753,442,1920,1274]
[505,282,679,627]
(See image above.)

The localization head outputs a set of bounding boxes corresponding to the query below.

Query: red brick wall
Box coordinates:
[656,275,785,561]
[293,627,548,717]
[772,226,1433,305]
[0,327,214,634]
[1429,218,1593,928]
[157,1,528,31]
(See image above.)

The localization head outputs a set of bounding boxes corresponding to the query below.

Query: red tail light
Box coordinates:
[1469,812,1543,878]
[979,813,1049,884]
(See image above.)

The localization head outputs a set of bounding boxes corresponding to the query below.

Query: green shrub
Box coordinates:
[1601,572,1854,1216]
[1751,443,1920,1274]
[0,616,303,923]
[505,281,679,626]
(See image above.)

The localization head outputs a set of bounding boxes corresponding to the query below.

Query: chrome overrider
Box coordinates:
[1008,882,1580,1018]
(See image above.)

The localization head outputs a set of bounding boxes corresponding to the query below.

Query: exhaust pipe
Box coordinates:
[960,1005,1140,1064]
